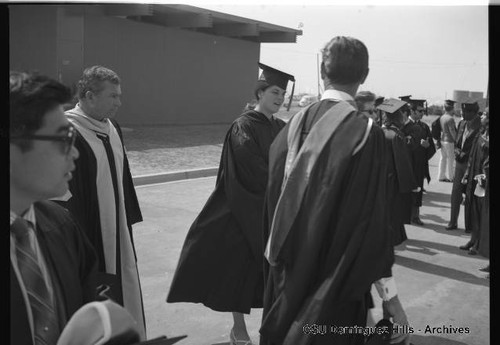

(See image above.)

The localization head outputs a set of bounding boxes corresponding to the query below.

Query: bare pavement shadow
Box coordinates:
[423,190,453,205]
[395,255,489,287]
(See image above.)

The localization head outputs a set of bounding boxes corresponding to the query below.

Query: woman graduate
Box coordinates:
[167,63,295,345]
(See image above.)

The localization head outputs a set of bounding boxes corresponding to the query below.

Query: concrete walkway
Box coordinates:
[132,153,490,345]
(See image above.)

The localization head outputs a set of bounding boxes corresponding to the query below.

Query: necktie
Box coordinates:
[11,217,60,345]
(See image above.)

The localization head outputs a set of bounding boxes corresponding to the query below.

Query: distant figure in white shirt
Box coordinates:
[437,100,458,182]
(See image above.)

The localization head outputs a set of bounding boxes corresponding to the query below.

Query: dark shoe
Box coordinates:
[439,178,447,182]
[445,224,458,230]
[468,248,478,255]
[459,241,473,250]
[479,265,490,272]
[412,217,424,225]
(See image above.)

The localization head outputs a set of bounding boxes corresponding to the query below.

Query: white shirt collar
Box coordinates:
[320,89,354,102]
[10,205,36,227]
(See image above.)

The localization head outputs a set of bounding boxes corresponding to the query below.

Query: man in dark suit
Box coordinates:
[10,71,98,345]
[445,101,482,231]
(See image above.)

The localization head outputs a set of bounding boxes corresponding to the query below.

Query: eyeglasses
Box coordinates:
[11,125,76,155]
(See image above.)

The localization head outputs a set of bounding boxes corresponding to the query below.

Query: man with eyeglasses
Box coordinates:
[401,98,436,226]
[10,71,98,345]
[56,65,146,338]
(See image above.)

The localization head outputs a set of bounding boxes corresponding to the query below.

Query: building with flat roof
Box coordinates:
[9,3,302,125]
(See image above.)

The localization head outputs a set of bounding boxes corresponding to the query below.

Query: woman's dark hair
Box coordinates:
[254,80,270,100]
[321,36,369,85]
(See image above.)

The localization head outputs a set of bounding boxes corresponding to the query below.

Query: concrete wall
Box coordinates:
[9,4,261,125]
[9,5,58,77]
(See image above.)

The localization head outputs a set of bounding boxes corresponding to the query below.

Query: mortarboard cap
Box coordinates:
[376,98,407,114]
[461,101,479,112]
[258,62,295,91]
[398,95,412,102]
[374,96,385,107]
[444,99,456,107]
[408,99,426,108]
[257,62,296,111]
[408,98,428,115]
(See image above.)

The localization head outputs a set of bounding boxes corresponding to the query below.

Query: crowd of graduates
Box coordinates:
[10,34,488,345]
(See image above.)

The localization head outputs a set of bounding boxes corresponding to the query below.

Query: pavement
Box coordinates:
[132,151,490,345]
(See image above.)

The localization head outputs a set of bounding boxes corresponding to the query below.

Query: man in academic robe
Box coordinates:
[401,98,436,226]
[10,71,98,345]
[260,36,411,345]
[56,66,146,338]
[445,101,482,232]
[378,98,418,245]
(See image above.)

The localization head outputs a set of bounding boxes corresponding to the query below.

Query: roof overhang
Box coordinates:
[99,3,302,43]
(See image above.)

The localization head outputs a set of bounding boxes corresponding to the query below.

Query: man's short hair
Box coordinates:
[10,71,72,150]
[321,36,369,85]
[355,91,376,109]
[77,65,120,100]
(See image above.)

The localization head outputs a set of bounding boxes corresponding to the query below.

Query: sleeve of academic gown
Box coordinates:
[223,119,269,266]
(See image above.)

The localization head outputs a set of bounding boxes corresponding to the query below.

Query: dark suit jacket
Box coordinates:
[455,116,481,164]
[10,201,98,345]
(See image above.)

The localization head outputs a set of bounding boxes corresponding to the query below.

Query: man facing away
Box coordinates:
[260,36,410,345]
[10,71,98,345]
[437,100,458,182]
[56,65,146,338]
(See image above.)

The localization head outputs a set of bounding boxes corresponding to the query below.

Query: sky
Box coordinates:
[194,2,489,104]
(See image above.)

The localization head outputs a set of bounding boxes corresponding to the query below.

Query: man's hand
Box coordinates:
[420,138,430,148]
[382,296,411,345]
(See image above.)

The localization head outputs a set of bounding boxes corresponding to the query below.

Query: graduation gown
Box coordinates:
[260,100,394,345]
[57,106,146,338]
[464,133,489,257]
[402,119,436,206]
[382,124,417,245]
[167,110,285,314]
[11,201,98,345]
